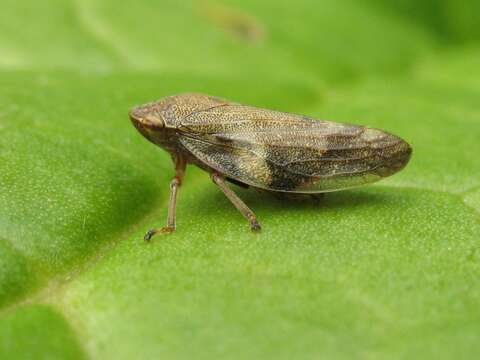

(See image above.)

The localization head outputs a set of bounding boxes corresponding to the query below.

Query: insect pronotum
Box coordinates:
[129,93,412,240]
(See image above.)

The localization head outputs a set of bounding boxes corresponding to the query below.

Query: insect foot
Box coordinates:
[144,227,175,242]
[250,219,262,232]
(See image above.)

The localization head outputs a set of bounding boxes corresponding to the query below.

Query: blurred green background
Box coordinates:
[1,1,480,359]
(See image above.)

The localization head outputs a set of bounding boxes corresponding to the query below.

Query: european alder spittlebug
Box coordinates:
[129,93,412,240]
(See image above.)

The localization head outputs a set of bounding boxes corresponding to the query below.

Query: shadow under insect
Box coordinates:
[191,183,391,228]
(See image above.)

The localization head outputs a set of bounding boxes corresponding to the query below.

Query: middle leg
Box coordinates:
[211,172,261,232]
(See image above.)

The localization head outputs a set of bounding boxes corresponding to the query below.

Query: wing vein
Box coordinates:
[180,132,383,179]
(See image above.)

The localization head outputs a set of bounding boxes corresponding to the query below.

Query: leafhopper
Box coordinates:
[129,93,412,240]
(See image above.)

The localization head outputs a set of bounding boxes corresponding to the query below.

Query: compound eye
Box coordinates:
[145,113,164,128]
[144,114,156,123]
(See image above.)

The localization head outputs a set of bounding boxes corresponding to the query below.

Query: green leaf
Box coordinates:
[1,1,479,359]
[0,305,86,360]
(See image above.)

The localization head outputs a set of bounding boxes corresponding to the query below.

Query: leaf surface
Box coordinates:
[1,1,479,359]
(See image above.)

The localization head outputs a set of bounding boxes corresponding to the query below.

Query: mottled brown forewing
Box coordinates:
[177,104,409,193]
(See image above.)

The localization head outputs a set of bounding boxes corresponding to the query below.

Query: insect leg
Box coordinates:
[144,156,186,241]
[211,172,261,232]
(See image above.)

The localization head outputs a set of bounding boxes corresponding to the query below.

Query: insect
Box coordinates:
[129,93,412,240]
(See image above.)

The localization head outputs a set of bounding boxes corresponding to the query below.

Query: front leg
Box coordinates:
[144,155,186,241]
